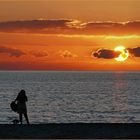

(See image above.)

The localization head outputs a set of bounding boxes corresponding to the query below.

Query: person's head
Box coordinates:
[18,89,26,96]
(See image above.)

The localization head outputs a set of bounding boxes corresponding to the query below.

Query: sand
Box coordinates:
[0,123,140,138]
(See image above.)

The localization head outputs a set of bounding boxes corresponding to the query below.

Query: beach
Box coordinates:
[1,123,140,139]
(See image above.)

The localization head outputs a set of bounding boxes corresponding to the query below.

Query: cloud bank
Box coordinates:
[0,45,50,58]
[0,46,25,57]
[0,19,140,35]
[93,49,120,59]
[128,47,140,57]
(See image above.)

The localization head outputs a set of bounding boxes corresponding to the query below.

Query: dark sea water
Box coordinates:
[0,71,140,124]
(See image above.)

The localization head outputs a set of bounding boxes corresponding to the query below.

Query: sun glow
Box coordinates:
[114,46,129,62]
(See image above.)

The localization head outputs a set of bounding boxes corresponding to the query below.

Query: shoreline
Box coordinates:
[0,123,140,138]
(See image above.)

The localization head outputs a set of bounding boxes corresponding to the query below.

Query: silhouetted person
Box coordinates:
[15,90,29,125]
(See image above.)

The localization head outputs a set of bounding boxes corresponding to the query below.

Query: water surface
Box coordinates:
[0,71,139,124]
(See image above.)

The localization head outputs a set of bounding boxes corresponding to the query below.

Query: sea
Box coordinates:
[0,71,140,124]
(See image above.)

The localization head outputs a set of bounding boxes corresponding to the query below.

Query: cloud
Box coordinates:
[93,47,140,59]
[0,46,25,57]
[0,19,72,33]
[128,47,140,57]
[0,19,140,35]
[59,50,77,58]
[93,49,121,59]
[30,50,48,57]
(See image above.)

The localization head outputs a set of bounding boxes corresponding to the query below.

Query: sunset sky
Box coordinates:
[0,0,140,70]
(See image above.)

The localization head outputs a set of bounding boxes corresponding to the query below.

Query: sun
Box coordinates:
[114,46,129,61]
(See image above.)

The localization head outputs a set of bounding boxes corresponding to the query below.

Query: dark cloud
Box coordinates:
[0,46,25,57]
[0,19,140,35]
[128,47,140,57]
[0,19,71,33]
[93,49,121,59]
[93,47,140,59]
[82,21,140,35]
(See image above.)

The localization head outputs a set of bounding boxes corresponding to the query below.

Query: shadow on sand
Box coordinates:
[0,123,140,139]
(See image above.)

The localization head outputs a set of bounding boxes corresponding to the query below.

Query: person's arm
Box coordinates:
[14,98,17,103]
[14,95,19,102]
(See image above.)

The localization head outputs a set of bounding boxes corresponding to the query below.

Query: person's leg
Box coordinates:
[24,113,30,124]
[19,113,22,124]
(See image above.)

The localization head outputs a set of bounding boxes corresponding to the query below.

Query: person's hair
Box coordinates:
[18,90,26,96]
[16,89,27,102]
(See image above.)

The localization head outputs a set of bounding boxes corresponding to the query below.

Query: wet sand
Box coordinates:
[0,123,140,139]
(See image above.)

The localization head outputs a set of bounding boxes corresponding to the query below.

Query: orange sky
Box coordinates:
[0,0,140,70]
[0,0,140,22]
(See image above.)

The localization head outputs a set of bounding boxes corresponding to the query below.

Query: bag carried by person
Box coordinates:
[10,101,17,112]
